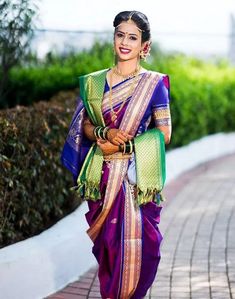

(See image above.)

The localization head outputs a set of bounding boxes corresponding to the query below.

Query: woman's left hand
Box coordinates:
[97,139,119,155]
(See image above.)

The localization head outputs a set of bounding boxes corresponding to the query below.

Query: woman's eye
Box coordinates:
[130,36,137,41]
[116,33,124,38]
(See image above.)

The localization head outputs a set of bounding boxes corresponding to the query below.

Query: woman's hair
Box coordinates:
[113,11,151,43]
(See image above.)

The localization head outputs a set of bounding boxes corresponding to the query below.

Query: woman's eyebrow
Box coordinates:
[116,30,138,37]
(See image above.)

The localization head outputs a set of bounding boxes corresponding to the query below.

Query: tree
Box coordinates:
[0,0,39,108]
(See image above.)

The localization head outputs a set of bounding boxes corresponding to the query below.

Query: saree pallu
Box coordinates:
[61,69,170,299]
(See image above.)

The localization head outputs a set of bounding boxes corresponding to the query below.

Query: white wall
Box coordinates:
[0,203,96,299]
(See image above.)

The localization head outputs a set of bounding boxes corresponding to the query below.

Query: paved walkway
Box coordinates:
[46,154,235,299]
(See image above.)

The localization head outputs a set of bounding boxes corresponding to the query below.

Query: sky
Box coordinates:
[36,0,235,57]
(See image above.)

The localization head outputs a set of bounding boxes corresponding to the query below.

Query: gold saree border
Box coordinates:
[121,72,161,135]
[102,73,144,114]
[119,180,142,299]
[87,158,128,242]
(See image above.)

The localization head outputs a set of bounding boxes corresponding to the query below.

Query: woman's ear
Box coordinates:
[141,41,152,58]
[141,41,148,51]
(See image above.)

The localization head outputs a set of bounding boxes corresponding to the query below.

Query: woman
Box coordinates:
[61,10,171,299]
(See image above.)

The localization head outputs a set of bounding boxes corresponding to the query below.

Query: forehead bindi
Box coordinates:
[116,21,141,37]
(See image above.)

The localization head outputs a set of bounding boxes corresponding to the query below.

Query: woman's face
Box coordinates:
[114,21,145,62]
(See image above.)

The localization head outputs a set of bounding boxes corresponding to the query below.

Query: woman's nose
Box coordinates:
[121,35,128,46]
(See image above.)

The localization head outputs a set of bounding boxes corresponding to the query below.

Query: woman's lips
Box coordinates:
[119,47,131,54]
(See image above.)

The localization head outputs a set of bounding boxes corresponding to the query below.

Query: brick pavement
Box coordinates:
[46,154,235,299]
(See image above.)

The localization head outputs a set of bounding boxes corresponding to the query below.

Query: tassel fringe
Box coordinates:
[137,187,165,206]
[71,181,101,201]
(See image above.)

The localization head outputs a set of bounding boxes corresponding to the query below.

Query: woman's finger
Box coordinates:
[119,131,133,140]
[116,134,128,142]
[112,137,124,145]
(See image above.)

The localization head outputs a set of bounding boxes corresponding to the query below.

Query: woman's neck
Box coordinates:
[116,59,140,76]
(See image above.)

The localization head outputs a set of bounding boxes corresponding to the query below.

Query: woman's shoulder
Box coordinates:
[144,69,169,79]
[143,70,170,90]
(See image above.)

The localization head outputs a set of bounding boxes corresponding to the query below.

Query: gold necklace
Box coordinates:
[113,65,140,81]
[109,66,141,123]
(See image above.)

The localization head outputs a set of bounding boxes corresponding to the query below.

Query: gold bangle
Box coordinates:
[123,142,126,155]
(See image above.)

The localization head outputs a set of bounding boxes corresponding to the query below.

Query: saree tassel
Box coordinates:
[69,183,85,195]
[137,187,165,206]
[137,187,154,206]
[71,143,103,201]
[74,183,85,198]
[84,181,101,201]
[155,192,165,205]
[71,181,101,201]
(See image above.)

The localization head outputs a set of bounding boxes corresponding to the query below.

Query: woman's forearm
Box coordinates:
[83,118,96,141]
[157,125,172,144]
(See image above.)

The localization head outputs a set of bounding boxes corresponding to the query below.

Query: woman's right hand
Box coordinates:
[107,128,133,145]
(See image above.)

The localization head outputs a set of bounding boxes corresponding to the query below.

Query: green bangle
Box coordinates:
[93,127,98,139]
[125,142,130,153]
[123,140,134,154]
[94,126,102,139]
[94,126,109,140]
[94,126,111,140]
[97,127,103,138]
[103,127,110,140]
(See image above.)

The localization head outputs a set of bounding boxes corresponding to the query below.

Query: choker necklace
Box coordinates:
[109,66,141,123]
[113,65,141,81]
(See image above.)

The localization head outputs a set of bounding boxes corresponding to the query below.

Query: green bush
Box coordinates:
[0,91,81,248]
[3,42,113,108]
[149,54,235,147]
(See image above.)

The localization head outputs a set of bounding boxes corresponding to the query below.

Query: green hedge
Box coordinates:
[0,91,81,248]
[159,55,235,147]
[3,42,113,108]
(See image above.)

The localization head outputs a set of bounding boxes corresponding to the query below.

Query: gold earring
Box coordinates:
[113,46,117,66]
[139,50,146,61]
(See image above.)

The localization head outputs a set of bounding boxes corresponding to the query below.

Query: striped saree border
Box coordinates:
[86,158,128,242]
[102,73,144,114]
[121,72,161,135]
[119,181,142,299]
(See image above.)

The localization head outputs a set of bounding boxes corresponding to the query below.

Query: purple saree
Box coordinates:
[61,70,171,299]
